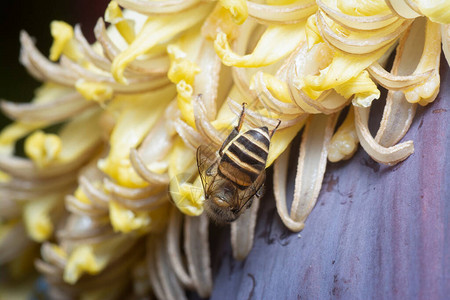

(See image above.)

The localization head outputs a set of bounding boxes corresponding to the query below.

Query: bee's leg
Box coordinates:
[219,102,247,156]
[269,119,282,138]
[245,184,264,210]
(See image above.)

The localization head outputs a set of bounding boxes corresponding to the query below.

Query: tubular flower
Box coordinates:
[0,0,449,299]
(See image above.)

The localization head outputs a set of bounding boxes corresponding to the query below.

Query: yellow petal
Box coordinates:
[49,21,73,61]
[24,130,62,168]
[111,4,213,84]
[75,79,114,103]
[302,42,393,93]
[49,21,82,62]
[336,0,390,16]
[176,80,196,128]
[23,194,60,242]
[57,109,103,163]
[105,1,136,44]
[414,0,450,24]
[334,70,380,107]
[404,20,441,104]
[328,106,359,162]
[267,120,305,167]
[0,122,45,155]
[202,4,240,40]
[305,14,323,48]
[74,187,92,205]
[109,201,152,233]
[98,86,176,187]
[219,0,248,25]
[169,177,204,216]
[64,234,135,284]
[250,72,292,103]
[167,44,201,85]
[167,138,204,216]
[214,21,307,67]
[64,245,108,284]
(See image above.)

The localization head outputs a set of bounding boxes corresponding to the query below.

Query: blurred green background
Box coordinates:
[0,0,108,129]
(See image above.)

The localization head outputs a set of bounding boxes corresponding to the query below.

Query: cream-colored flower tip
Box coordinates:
[0,0,449,298]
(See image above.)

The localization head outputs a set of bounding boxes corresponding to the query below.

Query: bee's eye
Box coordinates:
[213,197,229,207]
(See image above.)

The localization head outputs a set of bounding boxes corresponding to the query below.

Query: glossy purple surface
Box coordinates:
[205,64,449,299]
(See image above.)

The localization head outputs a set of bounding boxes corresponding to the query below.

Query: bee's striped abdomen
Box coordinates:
[218,127,270,189]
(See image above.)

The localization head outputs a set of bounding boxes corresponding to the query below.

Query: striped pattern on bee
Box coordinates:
[197,103,280,223]
[218,127,270,189]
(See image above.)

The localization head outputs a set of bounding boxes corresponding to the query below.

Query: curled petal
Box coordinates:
[274,113,338,232]
[250,71,305,116]
[368,62,432,90]
[103,178,163,200]
[219,0,248,25]
[214,21,306,67]
[57,214,114,245]
[63,234,139,284]
[60,56,170,94]
[166,207,195,289]
[79,176,110,208]
[184,215,212,298]
[403,19,441,105]
[316,10,412,55]
[130,149,170,185]
[386,0,422,19]
[111,4,213,83]
[41,243,67,269]
[231,193,260,260]
[193,95,224,147]
[174,118,205,151]
[373,19,420,147]
[193,39,222,120]
[1,93,95,123]
[65,195,108,218]
[0,111,102,180]
[23,193,62,242]
[111,192,169,212]
[354,106,414,165]
[368,18,434,93]
[98,86,175,188]
[94,18,170,76]
[74,24,112,72]
[247,0,317,25]
[375,91,416,147]
[301,42,394,93]
[317,0,397,30]
[20,31,77,86]
[147,235,187,300]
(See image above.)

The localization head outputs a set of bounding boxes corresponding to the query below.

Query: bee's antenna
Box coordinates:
[270,119,281,138]
[236,102,247,132]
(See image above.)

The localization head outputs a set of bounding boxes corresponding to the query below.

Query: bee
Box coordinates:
[197,103,280,223]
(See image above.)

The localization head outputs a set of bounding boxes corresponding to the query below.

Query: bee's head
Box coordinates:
[204,182,242,223]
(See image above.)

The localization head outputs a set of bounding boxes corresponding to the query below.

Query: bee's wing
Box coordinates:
[237,169,266,210]
[196,145,219,194]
